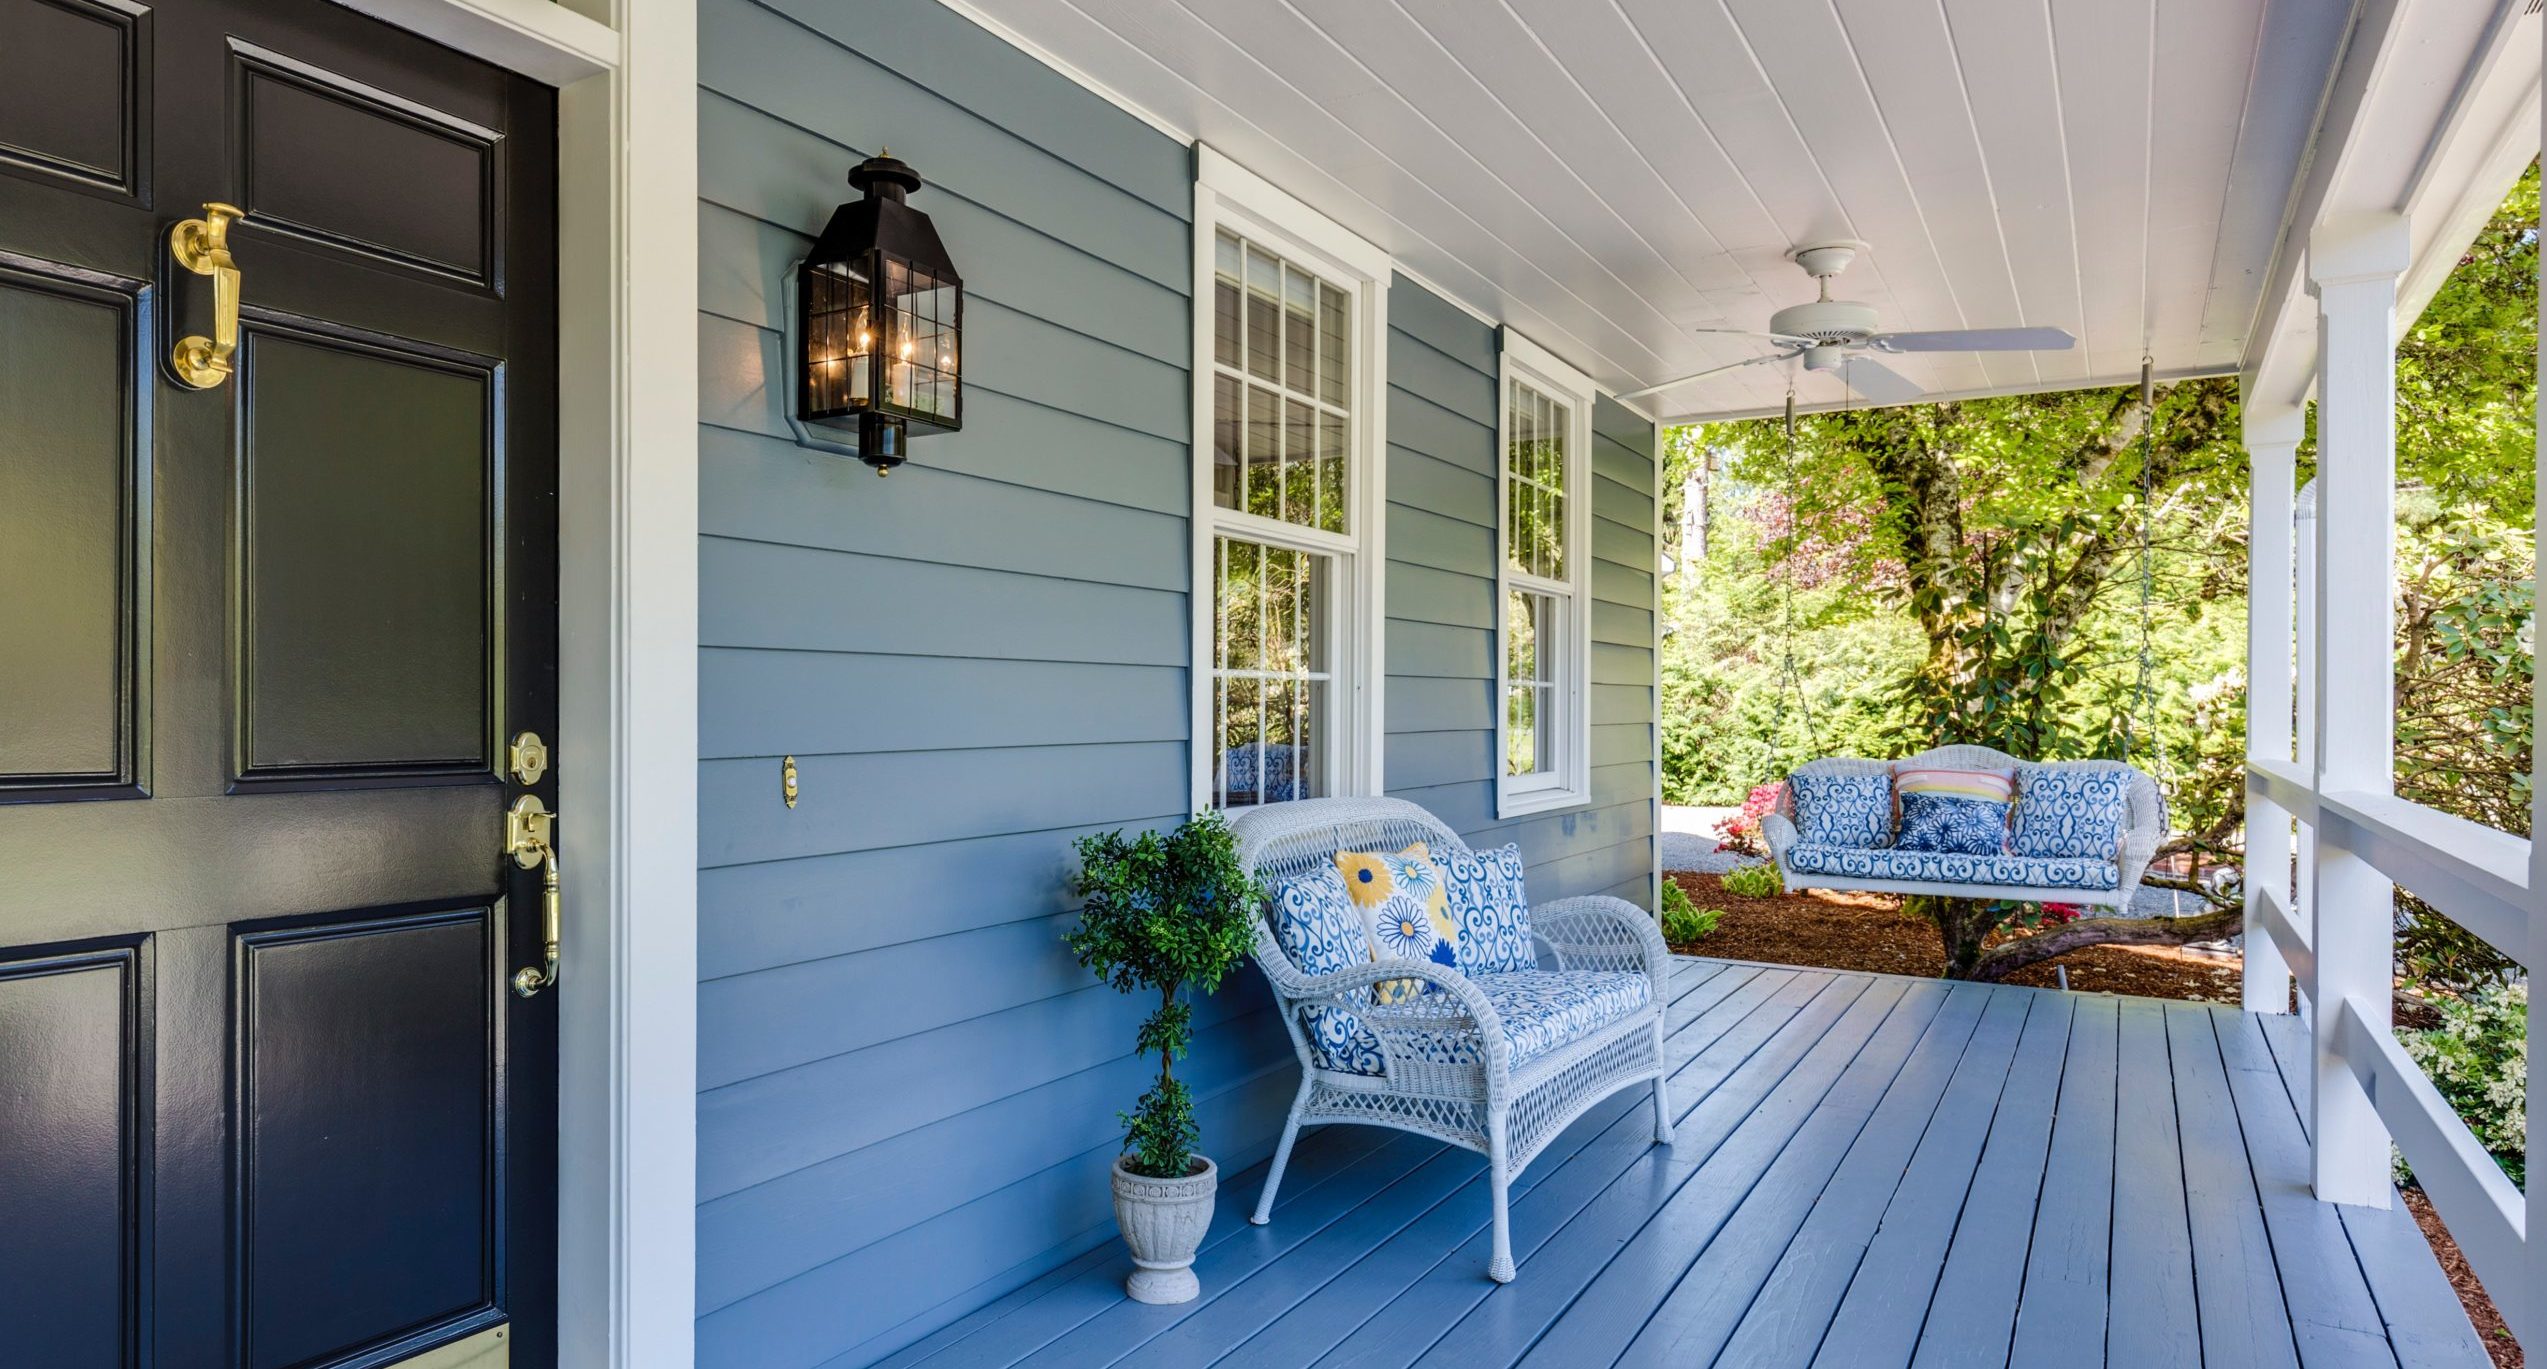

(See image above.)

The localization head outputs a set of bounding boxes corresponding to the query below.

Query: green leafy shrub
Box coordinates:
[1719,861,1784,899]
[1067,813,1263,1178]
[2399,981,2528,1187]
[1659,879,1721,945]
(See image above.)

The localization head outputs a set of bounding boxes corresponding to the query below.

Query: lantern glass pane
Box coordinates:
[803,258,873,418]
[884,256,959,424]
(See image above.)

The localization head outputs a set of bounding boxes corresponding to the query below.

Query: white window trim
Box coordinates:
[1496,329,1595,819]
[1190,145,1391,811]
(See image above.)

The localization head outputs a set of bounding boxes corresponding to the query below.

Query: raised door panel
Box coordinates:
[237,326,492,783]
[0,260,144,794]
[0,0,147,199]
[238,908,497,1368]
[0,947,141,1369]
[232,43,499,288]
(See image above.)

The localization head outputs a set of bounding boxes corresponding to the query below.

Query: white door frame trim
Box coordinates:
[326,1,700,1365]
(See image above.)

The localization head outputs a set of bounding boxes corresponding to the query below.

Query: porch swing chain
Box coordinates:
[1768,384,1821,776]
[2123,356,2165,786]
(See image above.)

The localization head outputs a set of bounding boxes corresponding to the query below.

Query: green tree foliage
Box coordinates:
[1665,163,2535,986]
[1066,813,1263,1178]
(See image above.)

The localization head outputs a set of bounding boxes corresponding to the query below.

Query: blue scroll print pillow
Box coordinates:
[2010,767,2131,860]
[1788,772,1893,850]
[1894,791,2011,855]
[1441,843,1536,974]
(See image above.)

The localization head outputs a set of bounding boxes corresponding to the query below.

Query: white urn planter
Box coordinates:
[1110,1153,1217,1304]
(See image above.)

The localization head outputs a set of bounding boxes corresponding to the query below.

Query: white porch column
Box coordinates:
[2305,212,2409,1207]
[2241,402,2302,1013]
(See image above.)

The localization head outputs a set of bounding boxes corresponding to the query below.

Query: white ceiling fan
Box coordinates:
[1622,240,2075,406]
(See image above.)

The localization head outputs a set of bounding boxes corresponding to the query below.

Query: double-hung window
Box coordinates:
[1497,331,1594,816]
[1192,148,1390,810]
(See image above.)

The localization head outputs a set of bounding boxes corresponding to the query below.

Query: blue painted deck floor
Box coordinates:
[879,958,2491,1369]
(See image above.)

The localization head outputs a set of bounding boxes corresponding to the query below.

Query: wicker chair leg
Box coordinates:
[1650,1017,1672,1143]
[1486,1114,1516,1284]
[1251,1079,1313,1226]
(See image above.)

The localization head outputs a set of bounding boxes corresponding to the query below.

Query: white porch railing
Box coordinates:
[2241,207,2539,1351]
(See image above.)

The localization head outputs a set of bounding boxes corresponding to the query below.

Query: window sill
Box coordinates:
[1497,783,1592,821]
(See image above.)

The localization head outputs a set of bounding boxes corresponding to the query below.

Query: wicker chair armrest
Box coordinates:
[1532,895,1670,987]
[1763,812,1801,861]
[1293,960,1515,1079]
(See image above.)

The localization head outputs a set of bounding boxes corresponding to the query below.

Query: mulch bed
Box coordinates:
[1666,869,2503,1364]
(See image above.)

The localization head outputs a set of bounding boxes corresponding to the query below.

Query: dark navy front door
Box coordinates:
[0,0,559,1363]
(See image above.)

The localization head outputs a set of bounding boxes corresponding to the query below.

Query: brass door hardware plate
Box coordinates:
[505,794,553,867]
[508,730,549,786]
[170,202,244,388]
[782,754,798,808]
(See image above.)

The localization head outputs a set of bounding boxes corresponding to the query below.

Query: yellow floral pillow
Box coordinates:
[1335,843,1457,1004]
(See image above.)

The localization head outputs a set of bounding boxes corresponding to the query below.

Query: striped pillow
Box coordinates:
[1891,766,2015,806]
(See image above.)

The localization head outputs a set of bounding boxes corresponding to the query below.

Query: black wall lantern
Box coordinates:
[796,152,963,473]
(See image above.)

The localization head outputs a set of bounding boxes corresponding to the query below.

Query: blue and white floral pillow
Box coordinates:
[1442,843,1537,973]
[1894,791,2011,856]
[1790,772,1894,849]
[2011,767,2130,860]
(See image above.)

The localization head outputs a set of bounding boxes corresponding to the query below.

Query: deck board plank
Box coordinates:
[1694,982,1999,1369]
[2169,1002,2305,1369]
[2210,1007,2397,1369]
[1804,985,2037,1368]
[1412,976,1914,1369]
[1521,979,1949,1367]
[1600,980,1983,1369]
[1906,991,2077,1369]
[2255,1016,2495,1369]
[1293,958,1854,1366]
[2105,998,2203,1367]
[975,963,2487,1369]
[2006,994,2119,1369]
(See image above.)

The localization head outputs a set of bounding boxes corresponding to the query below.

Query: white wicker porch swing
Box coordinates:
[1753,368,2171,908]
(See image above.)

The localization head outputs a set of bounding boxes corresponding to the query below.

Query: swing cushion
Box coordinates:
[2011,767,2132,860]
[1784,843,2120,891]
[1788,773,1894,849]
[1894,791,2013,856]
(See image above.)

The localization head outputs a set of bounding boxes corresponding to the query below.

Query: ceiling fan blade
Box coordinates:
[1869,326,2076,353]
[1838,355,1926,405]
[1616,351,1790,403]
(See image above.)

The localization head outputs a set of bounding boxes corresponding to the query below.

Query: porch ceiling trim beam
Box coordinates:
[2242,0,2540,418]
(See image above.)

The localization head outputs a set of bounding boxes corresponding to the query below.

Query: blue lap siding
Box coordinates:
[692,5,1656,1363]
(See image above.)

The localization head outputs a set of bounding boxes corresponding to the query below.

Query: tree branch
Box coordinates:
[1963,907,2245,983]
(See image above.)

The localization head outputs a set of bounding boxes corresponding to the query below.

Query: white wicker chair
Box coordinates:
[1228,796,1672,1284]
[1762,743,2166,907]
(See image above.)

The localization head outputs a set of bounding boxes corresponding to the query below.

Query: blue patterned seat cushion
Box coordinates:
[1302,970,1651,1077]
[1788,772,1893,849]
[2011,766,2130,860]
[1893,791,2010,855]
[1784,842,2118,891]
[1442,843,1537,973]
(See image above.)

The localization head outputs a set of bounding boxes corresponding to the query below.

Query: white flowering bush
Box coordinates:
[2399,981,2527,1187]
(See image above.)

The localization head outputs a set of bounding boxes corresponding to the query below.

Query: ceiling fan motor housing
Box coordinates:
[1768,297,1880,346]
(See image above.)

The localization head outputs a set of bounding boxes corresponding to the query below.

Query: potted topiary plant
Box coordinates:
[1066,811,1262,1304]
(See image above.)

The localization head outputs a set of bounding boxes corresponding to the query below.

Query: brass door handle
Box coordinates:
[170,202,244,389]
[506,794,562,997]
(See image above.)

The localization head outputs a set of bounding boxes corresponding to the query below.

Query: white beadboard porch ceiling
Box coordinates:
[949,0,2354,422]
